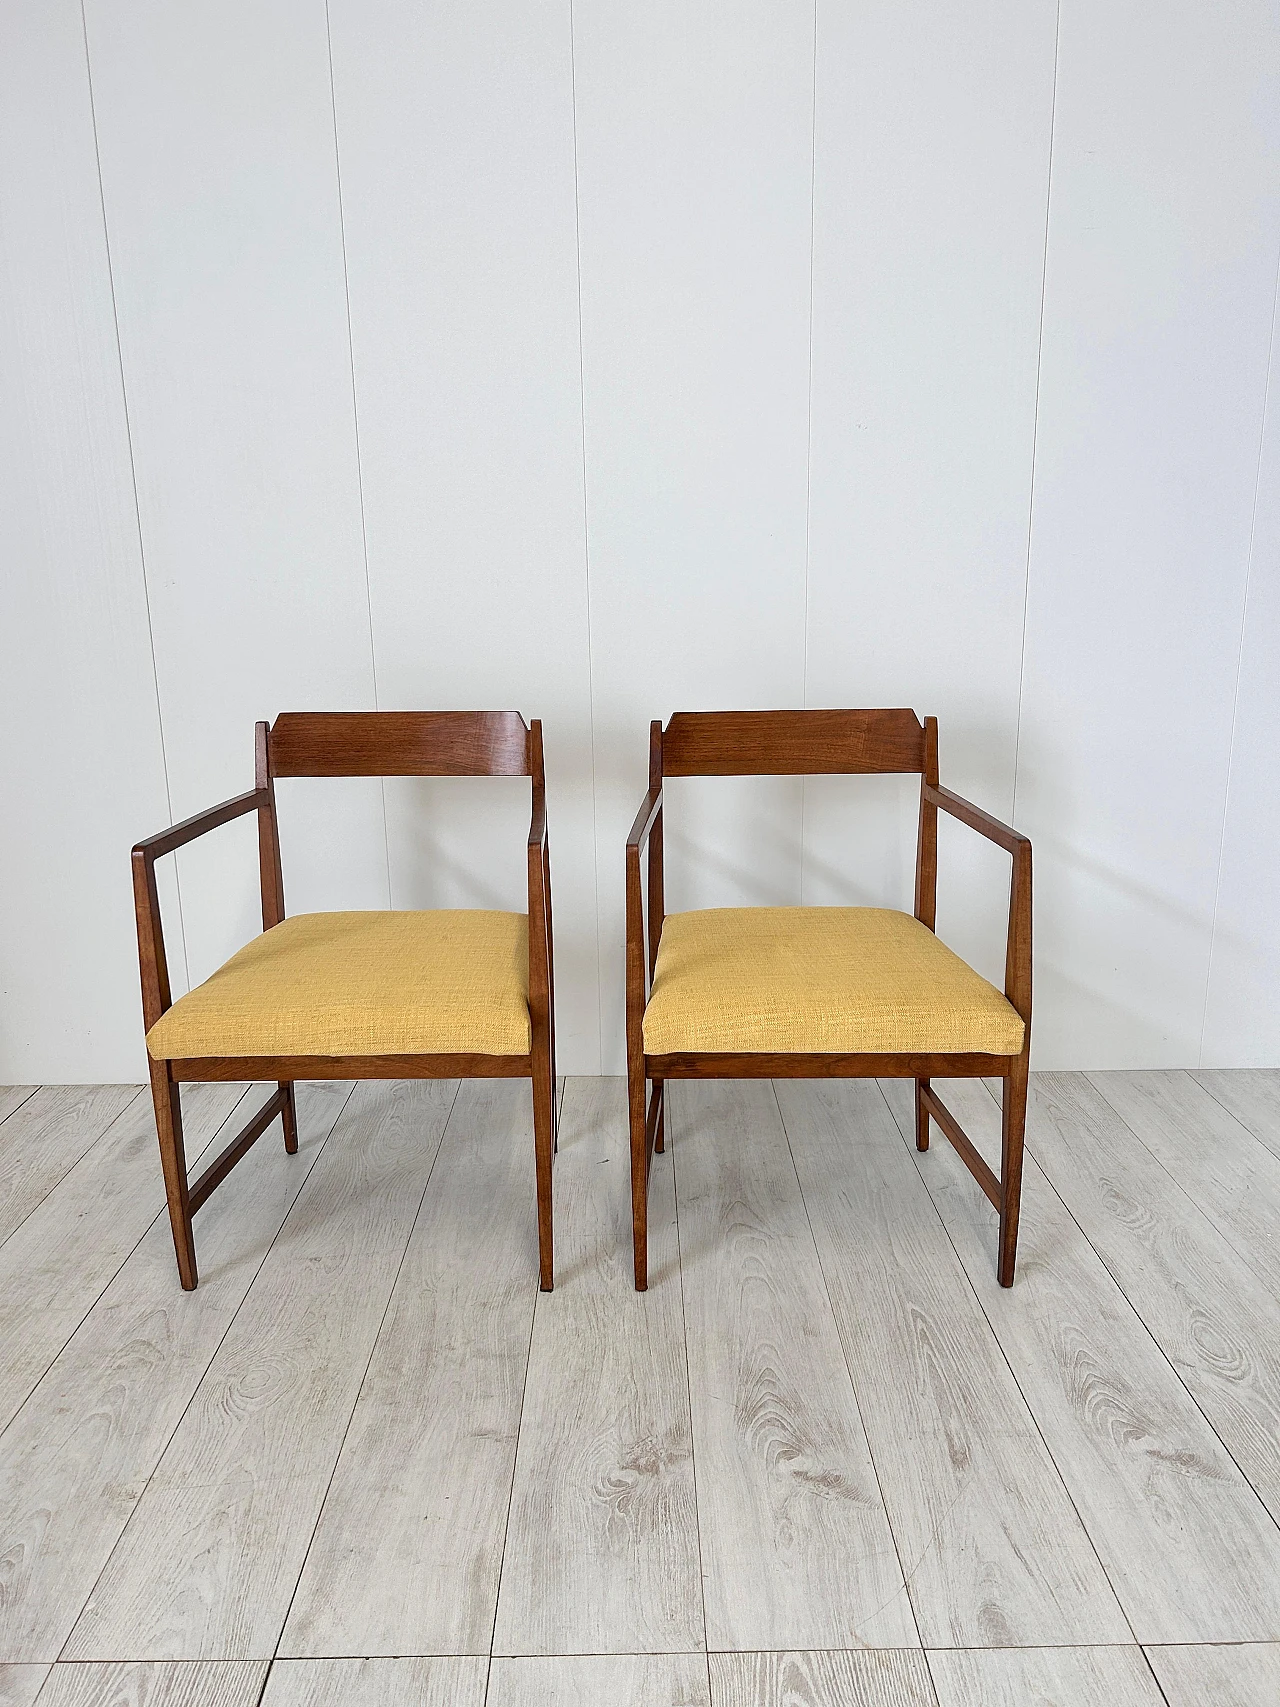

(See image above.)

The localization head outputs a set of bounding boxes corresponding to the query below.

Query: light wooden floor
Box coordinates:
[1,1070,1278,1706]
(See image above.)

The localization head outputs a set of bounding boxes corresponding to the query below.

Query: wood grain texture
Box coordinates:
[0,1084,248,1435]
[886,1077,1280,1642]
[262,1658,486,1707]
[661,709,926,776]
[1145,1642,1280,1707]
[1192,1069,1280,1163]
[775,1078,1127,1648]
[927,1647,1164,1706]
[709,1650,936,1706]
[268,711,529,778]
[1089,1069,1280,1296]
[0,1669,47,1707]
[0,1092,36,1128]
[63,1081,457,1661]
[31,1663,267,1707]
[674,1080,916,1651]
[492,1077,702,1655]
[0,1084,351,1664]
[489,1655,711,1707]
[280,1080,538,1656]
[0,1086,140,1249]
[1026,1072,1280,1531]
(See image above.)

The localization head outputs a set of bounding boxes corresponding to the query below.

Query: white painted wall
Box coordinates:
[2,0,1277,1081]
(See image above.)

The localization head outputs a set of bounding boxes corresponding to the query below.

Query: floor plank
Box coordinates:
[1145,1641,1280,1707]
[885,1076,1280,1643]
[63,1080,458,1661]
[926,1646,1163,1706]
[0,1083,249,1435]
[675,1080,916,1652]
[776,1078,1128,1648]
[0,1668,48,1707]
[262,1658,486,1707]
[0,1084,351,1663]
[489,1655,711,1707]
[1088,1069,1280,1296]
[280,1080,538,1657]
[0,1091,37,1129]
[709,1650,936,1706]
[31,1663,267,1707]
[0,1086,140,1249]
[1026,1072,1280,1531]
[1194,1069,1280,1162]
[492,1077,703,1656]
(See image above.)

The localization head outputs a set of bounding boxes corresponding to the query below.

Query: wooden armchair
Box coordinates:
[625,709,1031,1290]
[133,711,557,1291]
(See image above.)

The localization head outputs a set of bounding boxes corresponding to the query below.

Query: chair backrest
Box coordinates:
[267,711,533,778]
[659,708,930,777]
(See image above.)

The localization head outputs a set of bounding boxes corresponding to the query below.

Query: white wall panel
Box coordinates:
[327,0,600,1068]
[575,0,816,1068]
[1016,0,1280,1066]
[1202,275,1280,1066]
[0,1,174,1080]
[803,0,1057,992]
[82,0,385,994]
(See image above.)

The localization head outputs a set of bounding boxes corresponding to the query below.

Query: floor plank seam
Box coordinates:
[0,1087,40,1128]
[271,1080,465,1663]
[0,1087,254,1455]
[768,1079,925,1653]
[665,1094,716,1678]
[1021,1089,1280,1550]
[50,1081,358,1664]
[878,1080,1142,1647]
[1192,1073,1279,1159]
[0,1087,147,1265]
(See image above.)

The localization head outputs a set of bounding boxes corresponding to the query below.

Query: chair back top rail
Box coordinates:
[660,708,926,776]
[269,710,532,778]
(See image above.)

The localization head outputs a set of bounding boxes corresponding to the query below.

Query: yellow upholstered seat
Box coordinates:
[642,906,1023,1057]
[146,910,531,1060]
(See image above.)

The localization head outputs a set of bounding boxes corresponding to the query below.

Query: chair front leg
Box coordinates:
[628,1050,649,1291]
[998,1055,1029,1286]
[150,1060,197,1290]
[531,1042,555,1292]
[915,1076,930,1151]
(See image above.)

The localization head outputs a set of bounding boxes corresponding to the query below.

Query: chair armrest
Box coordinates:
[923,782,1032,1028]
[133,789,266,865]
[924,782,1029,857]
[626,784,663,853]
[131,789,266,1034]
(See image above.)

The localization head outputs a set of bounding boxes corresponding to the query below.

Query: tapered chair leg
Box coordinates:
[532,1049,555,1292]
[653,1078,665,1153]
[998,1057,1029,1286]
[280,1081,299,1154]
[150,1061,197,1290]
[629,1059,649,1291]
[915,1076,930,1151]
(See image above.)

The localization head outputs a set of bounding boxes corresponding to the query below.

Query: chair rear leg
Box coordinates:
[629,1058,649,1291]
[532,1050,555,1292]
[915,1076,930,1151]
[280,1081,299,1154]
[150,1061,197,1290]
[653,1078,666,1153]
[998,1057,1029,1286]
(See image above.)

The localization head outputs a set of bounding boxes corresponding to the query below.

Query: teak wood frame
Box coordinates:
[625,709,1032,1291]
[132,710,558,1292]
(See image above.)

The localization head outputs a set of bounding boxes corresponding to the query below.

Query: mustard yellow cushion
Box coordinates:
[146,910,531,1059]
[642,907,1024,1056]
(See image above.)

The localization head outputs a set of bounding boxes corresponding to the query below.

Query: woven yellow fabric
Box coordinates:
[642,907,1023,1056]
[146,910,531,1059]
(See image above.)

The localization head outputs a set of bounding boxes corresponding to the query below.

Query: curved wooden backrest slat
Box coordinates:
[661,708,926,776]
[269,710,531,777]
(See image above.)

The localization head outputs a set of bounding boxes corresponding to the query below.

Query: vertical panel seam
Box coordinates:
[78,0,191,991]
[569,0,605,1072]
[1010,0,1063,828]
[323,0,394,908]
[1198,240,1280,1067]
[798,0,819,906]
